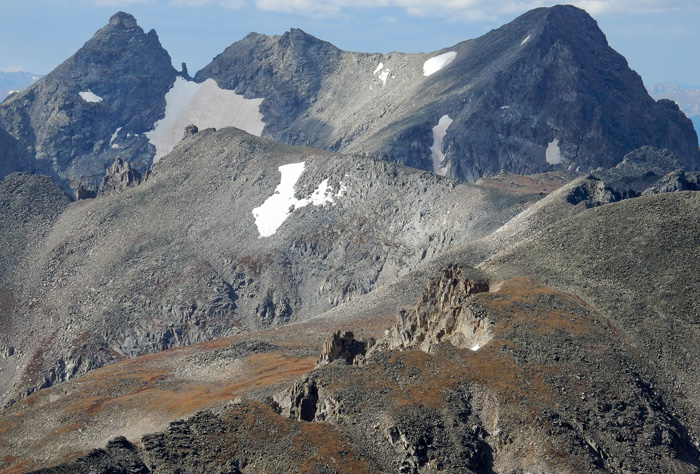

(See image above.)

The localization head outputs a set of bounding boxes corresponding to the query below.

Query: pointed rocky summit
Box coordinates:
[0,12,177,197]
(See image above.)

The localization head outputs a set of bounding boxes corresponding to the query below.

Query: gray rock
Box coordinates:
[197,6,700,181]
[98,158,143,195]
[0,12,176,197]
[0,127,540,406]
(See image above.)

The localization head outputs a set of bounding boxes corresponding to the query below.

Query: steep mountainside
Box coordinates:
[0,127,540,408]
[197,5,700,181]
[0,13,176,197]
[6,269,699,473]
[484,192,700,441]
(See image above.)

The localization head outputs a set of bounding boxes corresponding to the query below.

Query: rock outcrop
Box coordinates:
[373,266,491,354]
[316,331,374,367]
[98,158,144,195]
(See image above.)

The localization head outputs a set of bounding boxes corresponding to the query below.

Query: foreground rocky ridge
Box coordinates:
[12,270,699,473]
[484,191,700,436]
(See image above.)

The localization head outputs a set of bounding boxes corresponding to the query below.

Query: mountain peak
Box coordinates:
[109,11,138,29]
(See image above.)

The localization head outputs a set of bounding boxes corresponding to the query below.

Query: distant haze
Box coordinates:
[0,71,41,101]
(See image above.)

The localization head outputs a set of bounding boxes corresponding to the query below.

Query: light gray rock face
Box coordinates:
[0,127,541,406]
[374,266,492,354]
[0,12,176,197]
[196,5,700,181]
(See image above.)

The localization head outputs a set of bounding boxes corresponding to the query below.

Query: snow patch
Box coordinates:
[147,77,265,163]
[423,51,457,77]
[430,115,453,175]
[110,127,122,149]
[471,344,481,351]
[521,35,531,46]
[336,182,347,198]
[373,62,390,86]
[546,138,563,165]
[378,69,390,86]
[252,162,344,238]
[79,90,102,103]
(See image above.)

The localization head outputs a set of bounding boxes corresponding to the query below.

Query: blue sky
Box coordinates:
[2,0,699,87]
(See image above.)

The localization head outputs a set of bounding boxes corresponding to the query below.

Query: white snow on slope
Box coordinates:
[521,35,531,46]
[373,62,390,86]
[379,69,390,86]
[423,52,457,77]
[430,115,453,175]
[252,162,344,238]
[147,77,265,163]
[79,90,102,103]
[546,138,563,165]
[110,127,122,149]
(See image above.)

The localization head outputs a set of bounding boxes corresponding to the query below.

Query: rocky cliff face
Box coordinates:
[0,12,176,197]
[197,5,700,181]
[374,266,492,354]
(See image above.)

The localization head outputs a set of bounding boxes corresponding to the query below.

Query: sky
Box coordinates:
[1,0,699,87]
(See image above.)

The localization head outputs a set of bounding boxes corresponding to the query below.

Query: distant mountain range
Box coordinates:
[0,71,42,101]
[0,8,698,198]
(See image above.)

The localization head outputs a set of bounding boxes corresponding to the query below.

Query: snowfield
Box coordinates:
[373,62,390,86]
[252,162,345,238]
[423,52,457,76]
[147,77,265,163]
[430,115,453,175]
[79,90,103,103]
[546,138,563,165]
[110,127,122,149]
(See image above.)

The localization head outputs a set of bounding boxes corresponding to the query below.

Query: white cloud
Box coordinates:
[84,0,244,7]
[90,0,155,6]
[169,0,245,7]
[251,0,698,20]
[79,0,698,17]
